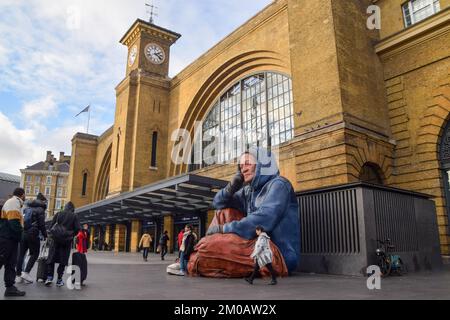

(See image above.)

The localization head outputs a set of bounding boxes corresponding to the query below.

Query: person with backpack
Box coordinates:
[0,188,26,297]
[179,224,196,276]
[15,193,48,284]
[45,202,80,287]
[159,230,170,260]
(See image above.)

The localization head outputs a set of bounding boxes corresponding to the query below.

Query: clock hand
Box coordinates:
[155,53,163,59]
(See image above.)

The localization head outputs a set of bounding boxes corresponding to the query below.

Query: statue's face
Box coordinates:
[239,153,257,184]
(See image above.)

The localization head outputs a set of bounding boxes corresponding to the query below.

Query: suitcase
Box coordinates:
[71,252,88,283]
[36,241,49,282]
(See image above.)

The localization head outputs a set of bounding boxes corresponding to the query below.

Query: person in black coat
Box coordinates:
[159,231,170,260]
[45,202,80,287]
[179,224,196,276]
[15,193,48,284]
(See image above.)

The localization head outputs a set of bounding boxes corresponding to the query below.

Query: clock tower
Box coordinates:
[108,20,181,196]
[120,19,181,78]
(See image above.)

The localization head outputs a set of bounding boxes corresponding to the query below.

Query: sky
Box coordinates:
[0,0,272,176]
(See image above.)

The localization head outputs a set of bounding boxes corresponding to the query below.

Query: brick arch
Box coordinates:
[345,133,394,185]
[93,144,112,202]
[169,50,290,176]
[414,72,450,254]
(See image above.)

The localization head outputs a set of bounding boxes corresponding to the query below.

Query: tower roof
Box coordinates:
[119,19,181,46]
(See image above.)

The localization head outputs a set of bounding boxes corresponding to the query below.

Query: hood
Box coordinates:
[239,147,279,191]
[259,232,270,239]
[25,199,47,210]
[64,201,75,213]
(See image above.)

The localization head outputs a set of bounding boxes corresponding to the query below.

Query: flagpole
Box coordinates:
[87,105,91,134]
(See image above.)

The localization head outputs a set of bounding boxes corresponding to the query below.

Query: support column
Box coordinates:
[130,219,142,253]
[105,225,111,249]
[114,224,126,252]
[90,226,95,250]
[164,216,174,253]
[199,211,207,238]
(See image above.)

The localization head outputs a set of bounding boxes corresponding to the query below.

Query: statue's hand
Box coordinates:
[225,172,244,195]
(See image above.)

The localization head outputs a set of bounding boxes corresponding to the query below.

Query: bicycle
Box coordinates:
[375,238,405,277]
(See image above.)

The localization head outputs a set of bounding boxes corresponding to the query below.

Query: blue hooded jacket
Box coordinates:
[212,148,300,272]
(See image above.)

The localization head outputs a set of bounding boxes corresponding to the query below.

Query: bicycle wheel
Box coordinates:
[379,257,392,277]
[395,258,406,276]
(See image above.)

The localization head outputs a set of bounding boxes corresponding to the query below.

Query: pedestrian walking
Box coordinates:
[0,188,26,297]
[159,231,169,260]
[139,231,152,261]
[245,226,277,285]
[45,202,81,287]
[16,193,48,284]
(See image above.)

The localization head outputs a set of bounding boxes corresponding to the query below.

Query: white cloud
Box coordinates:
[0,110,87,175]
[0,0,272,174]
[22,95,58,121]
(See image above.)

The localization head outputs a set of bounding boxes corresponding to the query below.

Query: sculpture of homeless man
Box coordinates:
[187,147,300,277]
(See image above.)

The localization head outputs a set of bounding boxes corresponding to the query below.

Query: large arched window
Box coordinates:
[192,72,294,169]
[439,120,450,231]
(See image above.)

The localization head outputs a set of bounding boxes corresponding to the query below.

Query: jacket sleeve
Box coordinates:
[223,180,289,240]
[4,201,23,242]
[212,187,246,213]
[73,214,81,236]
[139,236,143,248]
[185,235,195,257]
[50,212,58,228]
[251,238,263,258]
[6,215,23,242]
[37,209,48,238]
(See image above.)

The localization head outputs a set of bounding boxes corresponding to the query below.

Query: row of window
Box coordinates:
[403,0,441,27]
[25,175,65,185]
[25,186,66,197]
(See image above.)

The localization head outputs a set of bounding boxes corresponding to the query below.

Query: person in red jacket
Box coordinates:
[177,229,184,251]
[76,225,89,254]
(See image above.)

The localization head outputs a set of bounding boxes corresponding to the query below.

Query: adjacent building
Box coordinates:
[67,0,450,259]
[21,151,71,219]
[0,172,20,208]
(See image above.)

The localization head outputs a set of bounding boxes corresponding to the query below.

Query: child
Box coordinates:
[245,226,277,285]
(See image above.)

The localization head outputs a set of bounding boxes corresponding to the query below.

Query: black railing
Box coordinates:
[296,182,442,276]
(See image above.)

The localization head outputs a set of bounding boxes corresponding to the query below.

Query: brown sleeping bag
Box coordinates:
[187,208,288,278]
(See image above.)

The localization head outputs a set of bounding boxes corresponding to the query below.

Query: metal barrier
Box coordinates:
[297,182,443,276]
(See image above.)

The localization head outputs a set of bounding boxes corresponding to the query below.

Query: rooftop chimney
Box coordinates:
[59,152,65,162]
[46,151,52,162]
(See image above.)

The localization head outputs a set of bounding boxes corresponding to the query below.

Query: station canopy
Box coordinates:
[74,174,227,225]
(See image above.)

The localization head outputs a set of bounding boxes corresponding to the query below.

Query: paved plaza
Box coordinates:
[1,251,450,300]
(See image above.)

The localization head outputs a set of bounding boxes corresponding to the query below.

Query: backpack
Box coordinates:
[23,207,34,230]
[50,213,73,244]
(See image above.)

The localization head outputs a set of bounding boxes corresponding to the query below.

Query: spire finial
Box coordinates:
[145,1,158,24]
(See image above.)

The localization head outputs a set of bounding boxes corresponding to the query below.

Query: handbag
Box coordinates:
[50,213,73,244]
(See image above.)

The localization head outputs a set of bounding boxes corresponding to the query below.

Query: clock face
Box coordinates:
[128,45,138,67]
[145,43,165,65]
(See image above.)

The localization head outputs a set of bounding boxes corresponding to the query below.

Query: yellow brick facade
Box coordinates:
[68,0,450,254]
